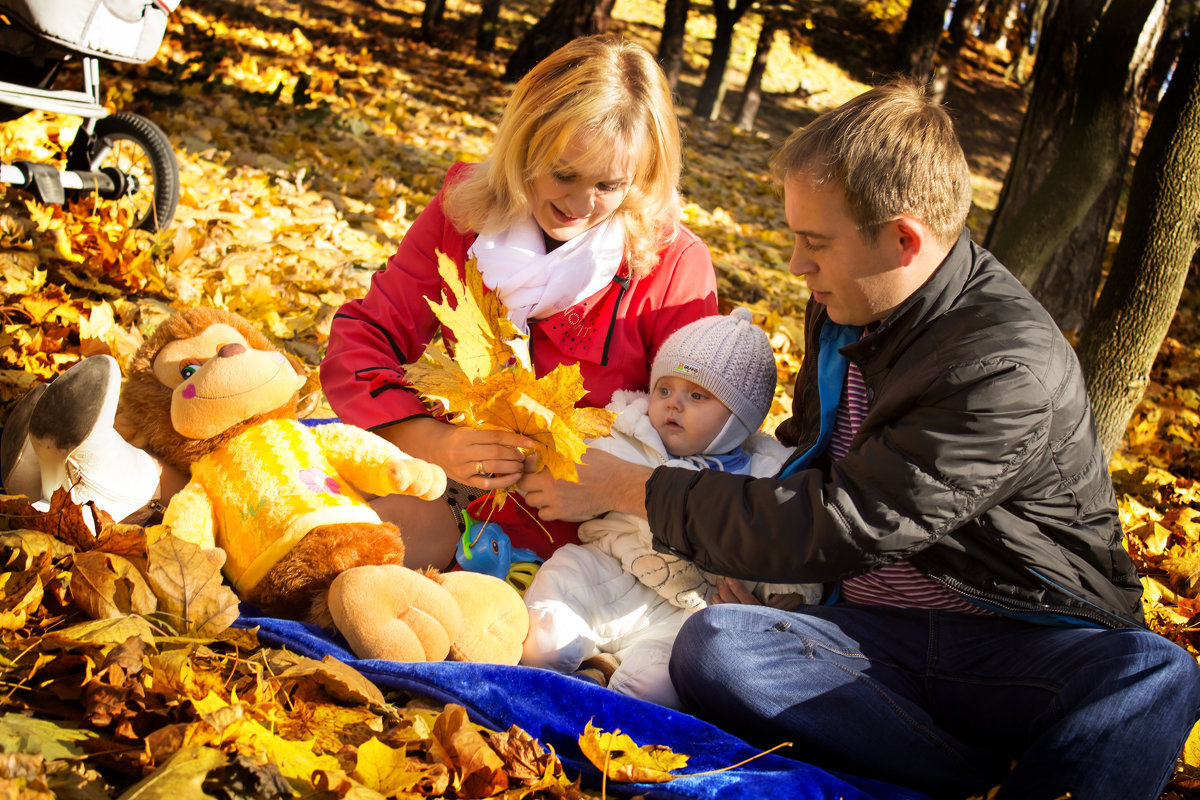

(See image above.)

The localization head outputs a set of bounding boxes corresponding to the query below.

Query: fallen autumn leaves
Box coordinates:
[0,490,597,798]
[2,0,1200,795]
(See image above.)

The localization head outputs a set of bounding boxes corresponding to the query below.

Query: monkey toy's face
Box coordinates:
[115,309,308,473]
[152,322,304,439]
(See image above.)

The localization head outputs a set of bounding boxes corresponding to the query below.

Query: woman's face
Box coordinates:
[529,138,633,244]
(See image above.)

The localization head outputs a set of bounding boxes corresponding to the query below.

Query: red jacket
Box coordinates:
[321,162,719,430]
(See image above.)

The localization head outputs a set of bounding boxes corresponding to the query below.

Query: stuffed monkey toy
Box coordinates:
[113,306,528,664]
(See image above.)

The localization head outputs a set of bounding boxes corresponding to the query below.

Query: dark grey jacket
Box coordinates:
[648,231,1145,628]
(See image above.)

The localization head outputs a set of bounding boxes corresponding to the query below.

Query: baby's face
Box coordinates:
[648,376,732,457]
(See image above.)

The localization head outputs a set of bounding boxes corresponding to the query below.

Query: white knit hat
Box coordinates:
[650,307,776,454]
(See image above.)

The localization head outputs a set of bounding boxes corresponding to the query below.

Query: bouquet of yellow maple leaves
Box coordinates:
[404,253,615,505]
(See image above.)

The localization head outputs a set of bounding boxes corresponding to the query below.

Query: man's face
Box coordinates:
[783,174,906,326]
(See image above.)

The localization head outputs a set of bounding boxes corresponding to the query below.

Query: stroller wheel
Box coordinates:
[66,112,179,232]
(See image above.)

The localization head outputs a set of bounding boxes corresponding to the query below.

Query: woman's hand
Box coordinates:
[519,448,652,521]
[376,417,536,489]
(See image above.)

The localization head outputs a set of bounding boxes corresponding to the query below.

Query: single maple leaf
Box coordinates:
[432,704,509,797]
[578,719,688,783]
[425,250,521,380]
[486,724,564,785]
[69,550,159,620]
[351,736,428,796]
[144,535,240,637]
[1162,553,1200,592]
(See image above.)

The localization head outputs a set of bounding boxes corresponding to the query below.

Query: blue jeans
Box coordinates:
[670,603,1200,800]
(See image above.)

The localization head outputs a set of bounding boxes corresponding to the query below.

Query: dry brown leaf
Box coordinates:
[1161,553,1200,593]
[432,704,508,797]
[69,550,158,620]
[143,536,240,637]
[486,724,558,784]
[274,653,386,706]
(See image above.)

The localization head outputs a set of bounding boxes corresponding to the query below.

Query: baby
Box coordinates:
[520,308,821,707]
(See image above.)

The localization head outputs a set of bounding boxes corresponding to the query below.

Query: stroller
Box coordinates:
[0,0,180,231]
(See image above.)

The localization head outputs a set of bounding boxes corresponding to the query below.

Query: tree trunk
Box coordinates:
[978,0,1020,44]
[658,0,690,91]
[985,0,1084,244]
[1028,9,1164,331]
[1004,0,1048,86]
[421,0,446,39]
[892,0,955,84]
[1147,0,1193,100]
[502,0,616,82]
[930,0,984,105]
[476,0,503,52]
[734,15,779,130]
[1076,19,1200,460]
[983,0,1162,291]
[692,0,754,120]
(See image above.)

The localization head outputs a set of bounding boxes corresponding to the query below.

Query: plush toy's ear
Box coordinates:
[327,564,464,662]
[430,571,530,665]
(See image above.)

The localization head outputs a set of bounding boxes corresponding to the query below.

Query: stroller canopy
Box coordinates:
[0,0,179,63]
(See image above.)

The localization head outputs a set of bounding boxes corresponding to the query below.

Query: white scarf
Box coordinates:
[470,214,625,335]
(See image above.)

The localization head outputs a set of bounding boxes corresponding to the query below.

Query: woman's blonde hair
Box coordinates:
[770,80,972,249]
[444,34,682,277]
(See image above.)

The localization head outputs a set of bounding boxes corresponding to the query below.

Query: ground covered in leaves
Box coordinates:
[1,0,1199,797]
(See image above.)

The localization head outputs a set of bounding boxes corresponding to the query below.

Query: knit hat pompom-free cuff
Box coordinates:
[649,307,777,438]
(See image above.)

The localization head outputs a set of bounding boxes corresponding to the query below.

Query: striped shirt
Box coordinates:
[833,356,994,615]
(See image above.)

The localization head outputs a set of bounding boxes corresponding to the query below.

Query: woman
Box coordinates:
[320,34,718,569]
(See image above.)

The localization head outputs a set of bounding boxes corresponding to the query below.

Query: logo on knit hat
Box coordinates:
[670,361,700,379]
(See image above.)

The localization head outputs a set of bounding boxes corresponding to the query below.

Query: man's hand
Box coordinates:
[518,448,651,521]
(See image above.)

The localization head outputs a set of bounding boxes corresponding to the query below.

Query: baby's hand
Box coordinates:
[711,577,761,605]
[767,592,807,612]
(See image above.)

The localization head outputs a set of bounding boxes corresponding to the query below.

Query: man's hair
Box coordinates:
[445,34,681,276]
[770,80,972,249]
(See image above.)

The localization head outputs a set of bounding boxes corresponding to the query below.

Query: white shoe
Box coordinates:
[29,355,161,523]
[1,382,47,500]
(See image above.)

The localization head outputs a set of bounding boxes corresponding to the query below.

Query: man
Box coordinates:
[519,81,1200,799]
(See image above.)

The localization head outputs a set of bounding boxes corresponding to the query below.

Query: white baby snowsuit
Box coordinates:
[520,391,822,707]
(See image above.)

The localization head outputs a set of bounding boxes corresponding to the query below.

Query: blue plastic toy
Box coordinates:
[456,515,543,593]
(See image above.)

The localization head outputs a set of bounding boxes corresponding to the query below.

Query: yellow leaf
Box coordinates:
[50,613,156,646]
[1183,720,1200,769]
[352,737,425,796]
[113,743,228,799]
[1132,521,1172,556]
[425,251,518,381]
[0,568,42,631]
[216,717,342,781]
[406,255,613,483]
[578,719,688,783]
[1160,552,1200,591]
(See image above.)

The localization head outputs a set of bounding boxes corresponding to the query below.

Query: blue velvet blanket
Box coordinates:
[239,611,928,800]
